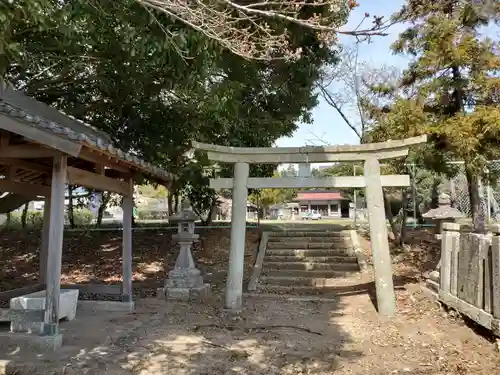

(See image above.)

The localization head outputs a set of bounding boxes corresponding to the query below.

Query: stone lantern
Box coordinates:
[422,193,464,235]
[157,201,210,301]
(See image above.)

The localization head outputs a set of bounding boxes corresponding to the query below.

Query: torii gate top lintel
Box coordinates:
[191,135,427,164]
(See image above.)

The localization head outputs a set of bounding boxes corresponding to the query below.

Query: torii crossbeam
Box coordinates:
[192,136,427,316]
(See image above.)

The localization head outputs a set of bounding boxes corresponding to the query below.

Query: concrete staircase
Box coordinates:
[251,230,365,294]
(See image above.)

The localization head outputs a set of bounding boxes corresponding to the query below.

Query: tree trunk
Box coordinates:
[174,192,180,213]
[465,165,485,233]
[21,204,28,228]
[96,192,110,228]
[167,193,174,217]
[430,177,440,209]
[383,191,400,243]
[203,197,218,226]
[68,185,75,229]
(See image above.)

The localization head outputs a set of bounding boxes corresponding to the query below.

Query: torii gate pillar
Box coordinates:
[226,162,249,310]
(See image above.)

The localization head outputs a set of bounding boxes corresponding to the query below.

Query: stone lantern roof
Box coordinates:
[168,202,199,222]
[422,193,464,219]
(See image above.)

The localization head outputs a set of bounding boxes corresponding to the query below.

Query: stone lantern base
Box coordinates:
[157,240,211,302]
[157,267,211,301]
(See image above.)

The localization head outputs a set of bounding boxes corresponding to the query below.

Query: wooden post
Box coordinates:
[491,224,500,319]
[43,155,67,335]
[40,194,51,283]
[440,223,460,295]
[364,157,396,316]
[225,162,249,310]
[121,179,133,302]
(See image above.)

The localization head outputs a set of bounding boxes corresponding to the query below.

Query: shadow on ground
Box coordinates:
[0,296,361,375]
[0,228,260,303]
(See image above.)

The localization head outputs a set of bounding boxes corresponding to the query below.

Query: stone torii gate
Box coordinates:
[192,136,427,316]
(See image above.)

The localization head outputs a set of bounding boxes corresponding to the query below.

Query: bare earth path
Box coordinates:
[2,282,499,375]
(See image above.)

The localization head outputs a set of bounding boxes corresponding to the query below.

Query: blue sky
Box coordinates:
[276,1,409,147]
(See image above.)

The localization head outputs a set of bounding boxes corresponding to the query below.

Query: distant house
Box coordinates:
[268,202,300,219]
[216,196,259,220]
[293,190,350,218]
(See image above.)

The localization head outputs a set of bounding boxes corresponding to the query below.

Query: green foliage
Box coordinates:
[138,184,169,199]
[1,0,344,218]
[72,208,94,227]
[363,0,500,231]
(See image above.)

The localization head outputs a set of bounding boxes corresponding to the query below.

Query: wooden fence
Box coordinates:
[438,223,500,337]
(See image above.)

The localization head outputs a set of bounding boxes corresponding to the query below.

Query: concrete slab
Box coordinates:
[9,289,79,334]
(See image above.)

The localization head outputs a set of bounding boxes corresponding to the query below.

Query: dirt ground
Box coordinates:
[1,287,499,375]
[0,227,260,297]
[0,227,499,374]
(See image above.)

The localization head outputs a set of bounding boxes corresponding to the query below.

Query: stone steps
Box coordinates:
[266,248,352,257]
[267,236,350,243]
[265,255,358,263]
[252,229,363,295]
[269,231,349,238]
[264,261,359,271]
[255,284,360,295]
[262,269,356,278]
[259,275,353,287]
[267,242,350,249]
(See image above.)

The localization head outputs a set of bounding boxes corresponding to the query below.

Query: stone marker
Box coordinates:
[157,201,210,301]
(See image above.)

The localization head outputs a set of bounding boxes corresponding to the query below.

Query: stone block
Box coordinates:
[10,289,79,334]
[166,288,191,301]
[165,275,204,289]
[161,283,211,302]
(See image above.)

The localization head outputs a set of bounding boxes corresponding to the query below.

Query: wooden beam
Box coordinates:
[43,154,67,335]
[0,158,51,174]
[0,144,60,158]
[0,132,10,148]
[67,166,130,196]
[209,175,411,190]
[0,179,50,196]
[95,163,105,175]
[121,178,133,302]
[40,195,51,282]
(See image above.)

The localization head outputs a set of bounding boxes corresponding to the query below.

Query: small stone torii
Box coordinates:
[192,136,427,317]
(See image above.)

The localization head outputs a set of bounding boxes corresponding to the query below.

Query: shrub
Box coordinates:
[72,208,94,227]
[27,210,43,229]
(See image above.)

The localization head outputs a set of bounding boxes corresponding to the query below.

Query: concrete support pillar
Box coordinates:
[40,194,51,283]
[225,162,249,310]
[364,157,396,316]
[43,155,67,335]
[122,179,133,302]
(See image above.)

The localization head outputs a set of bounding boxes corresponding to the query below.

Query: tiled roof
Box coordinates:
[294,191,345,201]
[0,82,171,182]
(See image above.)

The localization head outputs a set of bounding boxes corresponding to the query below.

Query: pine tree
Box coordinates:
[375,0,500,232]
